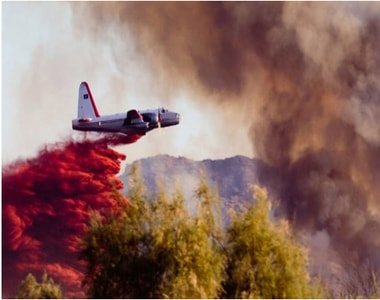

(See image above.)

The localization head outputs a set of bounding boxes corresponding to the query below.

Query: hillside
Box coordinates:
[119,155,281,218]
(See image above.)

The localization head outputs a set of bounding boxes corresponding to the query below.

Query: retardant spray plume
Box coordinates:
[2,133,141,298]
[72,2,380,276]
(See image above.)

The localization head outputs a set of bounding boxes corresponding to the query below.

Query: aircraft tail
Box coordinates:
[77,82,100,119]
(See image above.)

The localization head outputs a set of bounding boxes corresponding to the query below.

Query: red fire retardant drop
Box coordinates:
[2,134,141,298]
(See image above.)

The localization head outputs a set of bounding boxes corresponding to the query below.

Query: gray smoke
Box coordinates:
[71,2,380,273]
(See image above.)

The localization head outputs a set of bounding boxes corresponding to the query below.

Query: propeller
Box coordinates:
[158,108,162,128]
[157,108,164,135]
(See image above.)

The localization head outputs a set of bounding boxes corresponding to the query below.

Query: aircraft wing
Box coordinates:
[124,109,149,132]
[125,109,143,124]
[127,109,142,120]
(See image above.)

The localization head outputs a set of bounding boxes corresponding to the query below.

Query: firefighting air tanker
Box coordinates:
[72,82,180,135]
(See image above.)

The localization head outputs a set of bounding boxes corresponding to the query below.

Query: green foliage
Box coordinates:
[15,272,63,299]
[81,164,154,298]
[194,177,223,238]
[81,164,323,299]
[223,186,321,299]
[150,187,225,298]
[81,165,225,298]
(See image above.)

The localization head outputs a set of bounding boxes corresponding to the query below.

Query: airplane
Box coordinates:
[72,82,180,135]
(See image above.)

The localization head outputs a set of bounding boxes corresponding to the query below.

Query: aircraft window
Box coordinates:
[84,94,89,99]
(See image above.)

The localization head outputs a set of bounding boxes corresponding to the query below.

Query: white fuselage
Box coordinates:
[72,82,180,136]
[72,109,180,135]
[73,113,130,133]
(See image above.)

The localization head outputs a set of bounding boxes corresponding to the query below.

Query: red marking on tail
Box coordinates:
[82,81,100,118]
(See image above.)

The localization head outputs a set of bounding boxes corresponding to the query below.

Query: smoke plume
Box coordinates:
[2,134,141,298]
[72,2,380,272]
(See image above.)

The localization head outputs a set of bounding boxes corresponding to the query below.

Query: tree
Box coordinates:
[149,181,225,298]
[15,272,63,299]
[80,163,323,298]
[194,177,224,238]
[80,164,225,298]
[80,164,154,298]
[223,186,322,298]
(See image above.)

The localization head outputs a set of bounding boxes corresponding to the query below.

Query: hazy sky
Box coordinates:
[3,2,380,292]
[2,2,252,166]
